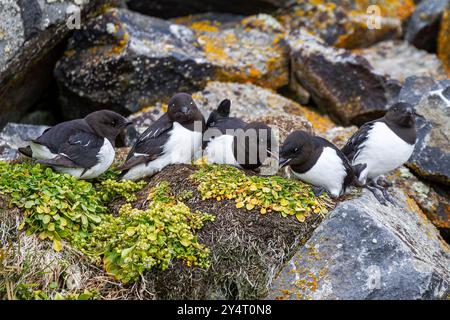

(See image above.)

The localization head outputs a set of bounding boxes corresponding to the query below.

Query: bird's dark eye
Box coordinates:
[294,147,299,152]
[111,121,116,127]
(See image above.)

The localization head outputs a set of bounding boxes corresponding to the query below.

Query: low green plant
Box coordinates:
[191,164,330,222]
[98,179,146,202]
[73,182,215,283]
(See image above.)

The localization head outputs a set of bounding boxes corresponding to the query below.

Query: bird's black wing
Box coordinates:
[341,121,376,162]
[118,114,173,170]
[37,132,104,169]
[32,119,93,154]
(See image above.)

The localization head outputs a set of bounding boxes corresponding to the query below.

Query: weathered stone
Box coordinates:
[289,30,397,125]
[268,188,450,300]
[390,167,450,242]
[55,8,289,119]
[0,123,49,161]
[277,0,415,49]
[356,40,447,83]
[127,0,290,18]
[405,0,449,52]
[398,77,450,185]
[0,0,113,129]
[438,7,450,76]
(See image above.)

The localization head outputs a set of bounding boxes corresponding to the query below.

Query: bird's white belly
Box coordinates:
[29,141,56,160]
[122,123,202,180]
[55,138,115,179]
[353,122,415,182]
[205,135,240,167]
[291,147,346,197]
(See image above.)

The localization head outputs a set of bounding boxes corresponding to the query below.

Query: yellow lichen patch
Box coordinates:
[283,104,335,135]
[190,21,220,33]
[438,8,450,76]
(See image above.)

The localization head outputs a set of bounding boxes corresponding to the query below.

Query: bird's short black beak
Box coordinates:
[122,120,133,127]
[181,106,189,115]
[279,157,291,168]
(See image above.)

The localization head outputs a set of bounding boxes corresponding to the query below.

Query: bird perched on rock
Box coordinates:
[19,110,131,179]
[118,93,205,180]
[203,100,275,170]
[342,102,416,204]
[205,118,276,171]
[279,130,365,198]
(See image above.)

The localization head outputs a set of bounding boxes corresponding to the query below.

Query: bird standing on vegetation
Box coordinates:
[203,100,275,171]
[279,130,365,198]
[19,110,131,179]
[341,102,416,204]
[118,93,205,180]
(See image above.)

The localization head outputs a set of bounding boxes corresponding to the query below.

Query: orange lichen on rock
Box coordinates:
[438,8,450,76]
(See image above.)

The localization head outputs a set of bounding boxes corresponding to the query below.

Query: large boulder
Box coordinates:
[127,0,290,18]
[54,8,289,119]
[0,0,113,129]
[276,0,415,49]
[289,30,397,126]
[438,7,450,76]
[0,123,49,161]
[405,0,449,52]
[356,40,447,83]
[268,188,450,300]
[398,77,450,185]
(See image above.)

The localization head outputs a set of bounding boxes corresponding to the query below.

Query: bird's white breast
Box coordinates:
[292,147,346,197]
[353,122,415,183]
[205,135,240,167]
[121,122,202,180]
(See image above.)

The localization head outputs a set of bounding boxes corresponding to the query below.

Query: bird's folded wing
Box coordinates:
[120,115,173,170]
[38,131,104,169]
[341,122,374,162]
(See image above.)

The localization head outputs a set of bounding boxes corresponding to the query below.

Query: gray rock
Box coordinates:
[358,40,447,83]
[289,30,397,126]
[398,77,450,185]
[268,189,450,300]
[0,0,113,128]
[0,123,49,161]
[405,0,449,51]
[55,9,288,119]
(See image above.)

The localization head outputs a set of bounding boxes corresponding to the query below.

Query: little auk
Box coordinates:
[279,130,365,198]
[19,110,131,179]
[342,102,416,204]
[118,93,205,180]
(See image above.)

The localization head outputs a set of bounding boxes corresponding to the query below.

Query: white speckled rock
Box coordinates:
[268,188,450,300]
[0,123,49,161]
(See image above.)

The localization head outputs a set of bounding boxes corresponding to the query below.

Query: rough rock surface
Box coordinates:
[277,0,415,49]
[0,123,49,161]
[0,0,111,128]
[398,77,450,185]
[127,0,290,18]
[357,40,447,83]
[289,30,397,126]
[438,7,450,75]
[405,0,449,52]
[54,8,289,119]
[269,189,450,300]
[390,167,450,242]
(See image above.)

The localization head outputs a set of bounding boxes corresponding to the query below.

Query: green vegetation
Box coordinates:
[191,164,330,222]
[72,182,214,283]
[0,161,213,285]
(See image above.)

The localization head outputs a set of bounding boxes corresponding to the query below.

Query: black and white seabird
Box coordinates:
[205,117,275,171]
[341,102,416,203]
[279,130,364,198]
[19,110,131,179]
[118,93,205,180]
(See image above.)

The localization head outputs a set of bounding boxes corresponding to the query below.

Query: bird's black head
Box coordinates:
[233,122,276,170]
[384,102,415,127]
[167,93,204,125]
[279,130,313,168]
[206,99,231,128]
[85,110,132,143]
